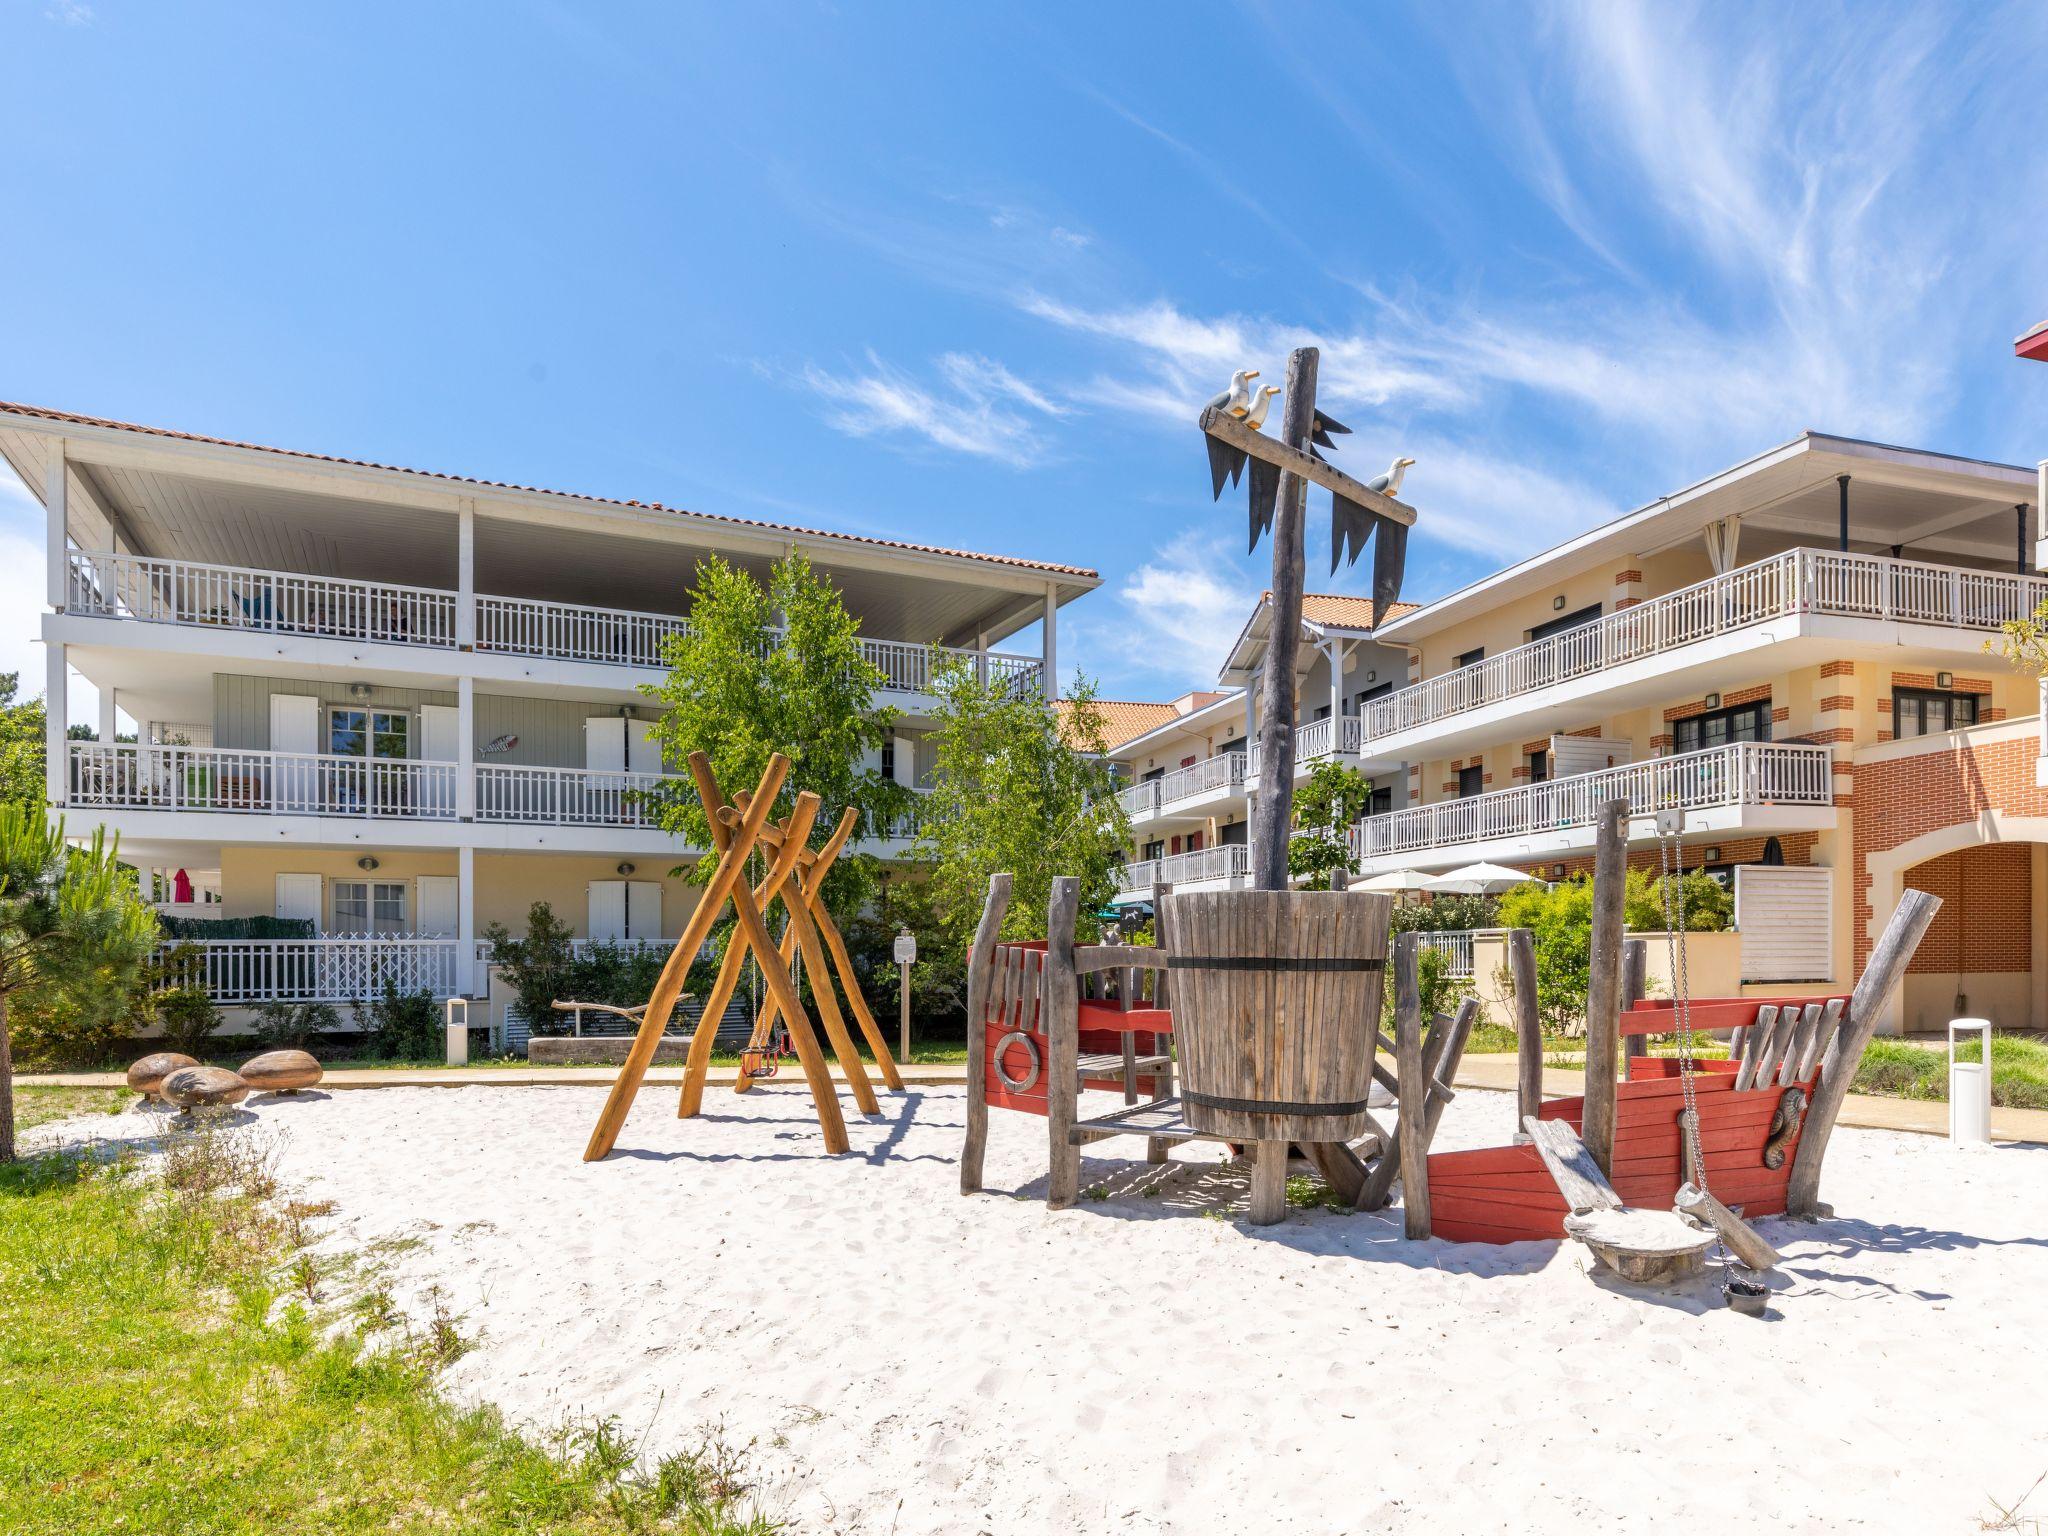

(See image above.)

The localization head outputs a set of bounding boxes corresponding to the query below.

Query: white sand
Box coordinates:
[42,1084,2048,1533]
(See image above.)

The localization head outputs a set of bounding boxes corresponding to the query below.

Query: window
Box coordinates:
[1529,604,1602,644]
[1365,786,1393,817]
[328,708,409,759]
[1455,647,1485,668]
[1353,681,1393,714]
[332,880,408,935]
[1142,767,1164,783]
[1672,699,1771,755]
[1458,765,1485,798]
[879,740,895,781]
[1219,736,1247,755]
[1529,748,1549,784]
[1142,839,1166,861]
[1313,704,1331,720]
[1892,688,1979,738]
[1220,821,1249,846]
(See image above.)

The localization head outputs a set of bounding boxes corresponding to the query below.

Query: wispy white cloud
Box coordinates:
[794,350,1066,467]
[1111,530,1263,685]
[44,0,93,24]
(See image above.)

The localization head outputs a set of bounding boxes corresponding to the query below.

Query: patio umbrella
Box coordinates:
[1421,862,1538,896]
[1357,869,1435,894]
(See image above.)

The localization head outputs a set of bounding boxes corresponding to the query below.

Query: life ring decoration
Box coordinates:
[993,1030,1042,1094]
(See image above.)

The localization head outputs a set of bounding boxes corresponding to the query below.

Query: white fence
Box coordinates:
[1117,842,1251,896]
[475,764,670,826]
[68,549,457,648]
[159,938,462,1003]
[1353,741,1833,862]
[1364,547,2048,742]
[1118,750,1250,819]
[69,742,458,819]
[476,593,689,669]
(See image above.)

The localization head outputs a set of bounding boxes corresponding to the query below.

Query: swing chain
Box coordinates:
[1658,812,1732,1286]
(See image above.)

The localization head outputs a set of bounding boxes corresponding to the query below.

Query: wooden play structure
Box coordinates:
[1422,798,1942,1290]
[961,875,1476,1227]
[582,751,903,1161]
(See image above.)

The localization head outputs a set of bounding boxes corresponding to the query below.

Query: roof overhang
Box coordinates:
[1218,596,1401,685]
[1111,689,1248,759]
[2018,320,2048,361]
[1375,432,2038,643]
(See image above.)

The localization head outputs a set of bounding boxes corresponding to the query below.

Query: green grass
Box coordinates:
[1853,1033,2048,1111]
[0,1123,779,1535]
[10,1084,132,1132]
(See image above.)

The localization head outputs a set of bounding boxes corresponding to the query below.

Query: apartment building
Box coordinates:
[1349,432,2047,1035]
[1105,593,1414,903]
[7,402,1094,1023]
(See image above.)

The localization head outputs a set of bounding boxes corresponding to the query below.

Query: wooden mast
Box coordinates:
[1249,347,1318,892]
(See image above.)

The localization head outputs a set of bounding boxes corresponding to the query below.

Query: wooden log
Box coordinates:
[1620,939,1648,1079]
[1301,1138,1367,1206]
[725,804,857,1090]
[1675,1182,1782,1271]
[1198,406,1418,528]
[1420,999,1480,1151]
[779,871,880,1116]
[1394,934,1431,1239]
[1732,1004,1777,1090]
[1582,799,1628,1174]
[961,874,1011,1195]
[1795,998,1843,1082]
[1045,878,1083,1209]
[582,751,787,1162]
[1522,1115,1623,1215]
[1249,1139,1289,1225]
[1786,888,1941,1217]
[1507,927,1540,1140]
[1676,1107,1703,1189]
[1248,347,1318,891]
[1778,1002,1824,1088]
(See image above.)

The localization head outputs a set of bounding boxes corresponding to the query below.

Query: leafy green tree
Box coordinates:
[1495,875,1595,1036]
[1622,866,1732,933]
[1286,760,1378,885]
[1,802,159,1160]
[919,663,1130,945]
[641,553,906,917]
[0,673,47,811]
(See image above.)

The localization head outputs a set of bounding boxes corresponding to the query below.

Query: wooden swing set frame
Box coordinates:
[582,750,903,1161]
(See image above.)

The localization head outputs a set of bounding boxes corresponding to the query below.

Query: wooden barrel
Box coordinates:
[1164,889,1389,1142]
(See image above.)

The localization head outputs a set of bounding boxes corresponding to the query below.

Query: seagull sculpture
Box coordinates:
[1242,384,1281,431]
[1367,456,1417,497]
[1203,368,1260,419]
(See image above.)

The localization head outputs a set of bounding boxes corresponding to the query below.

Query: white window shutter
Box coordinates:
[626,881,662,942]
[627,720,662,776]
[275,873,322,927]
[419,705,460,762]
[416,875,458,936]
[588,880,627,941]
[269,694,321,755]
[1735,866,1833,983]
[585,718,626,773]
[893,732,916,786]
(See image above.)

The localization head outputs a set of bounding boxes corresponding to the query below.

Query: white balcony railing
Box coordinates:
[68,548,1045,695]
[475,765,671,826]
[1296,713,1365,762]
[1117,842,1251,895]
[1352,741,1833,863]
[1365,548,2048,744]
[157,938,462,1003]
[69,742,458,819]
[1117,750,1251,819]
[68,549,457,648]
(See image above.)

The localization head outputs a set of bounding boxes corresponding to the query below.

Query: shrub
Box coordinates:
[251,999,342,1052]
[1383,940,1472,1028]
[360,984,439,1060]
[482,903,577,1036]
[155,986,223,1056]
[1621,867,1731,932]
[1390,893,1495,934]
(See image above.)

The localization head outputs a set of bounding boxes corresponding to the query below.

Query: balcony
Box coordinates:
[159,937,463,1004]
[1114,841,1251,900]
[1350,741,1835,873]
[1118,750,1250,824]
[70,742,457,819]
[475,764,669,827]
[1362,548,2048,760]
[64,549,1043,700]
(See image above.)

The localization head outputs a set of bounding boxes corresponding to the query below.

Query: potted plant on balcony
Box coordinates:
[1169,347,1423,1155]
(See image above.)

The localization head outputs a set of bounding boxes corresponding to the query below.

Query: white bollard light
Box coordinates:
[445,996,471,1068]
[1947,1017,1992,1146]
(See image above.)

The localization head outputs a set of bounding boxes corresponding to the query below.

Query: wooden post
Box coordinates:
[1249,1140,1289,1225]
[1393,932,1431,1238]
[1249,346,1318,892]
[1620,938,1647,1080]
[1508,927,1540,1141]
[1582,798,1628,1174]
[1045,877,1082,1208]
[1785,888,1941,1216]
[961,874,1011,1195]
[583,753,788,1162]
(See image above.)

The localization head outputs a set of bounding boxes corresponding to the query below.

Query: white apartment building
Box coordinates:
[1106,592,1414,903]
[7,402,1094,1024]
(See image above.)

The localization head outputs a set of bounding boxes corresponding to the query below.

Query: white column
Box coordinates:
[1326,639,1344,725]
[1042,584,1058,701]
[44,641,66,807]
[2037,460,2047,565]
[456,500,476,649]
[98,685,117,745]
[44,438,67,609]
[456,674,475,821]
[457,843,477,997]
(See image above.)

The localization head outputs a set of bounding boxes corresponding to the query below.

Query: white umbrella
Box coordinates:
[1421,862,1538,896]
[1358,869,1435,894]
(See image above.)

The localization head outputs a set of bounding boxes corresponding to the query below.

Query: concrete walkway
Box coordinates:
[21,1056,2048,1143]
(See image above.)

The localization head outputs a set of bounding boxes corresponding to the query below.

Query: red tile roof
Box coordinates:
[1057,698,1181,751]
[0,400,1099,581]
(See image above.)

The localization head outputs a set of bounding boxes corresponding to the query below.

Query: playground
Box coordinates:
[38,1077,2047,1533]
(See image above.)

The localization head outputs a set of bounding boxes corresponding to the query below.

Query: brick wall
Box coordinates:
[1899,843,2032,976]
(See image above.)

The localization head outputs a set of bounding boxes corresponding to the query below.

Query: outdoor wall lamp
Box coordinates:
[1702,692,1721,709]
[1553,594,1567,610]
[1937,671,1954,689]
[616,862,636,876]
[356,856,380,871]
[349,682,373,700]
[1704,846,1722,862]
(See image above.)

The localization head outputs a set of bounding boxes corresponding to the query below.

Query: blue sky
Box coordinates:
[4,0,2046,718]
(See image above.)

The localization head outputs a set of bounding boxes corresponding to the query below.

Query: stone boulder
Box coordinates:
[240,1049,324,1094]
[126,1052,200,1099]
[160,1065,251,1111]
